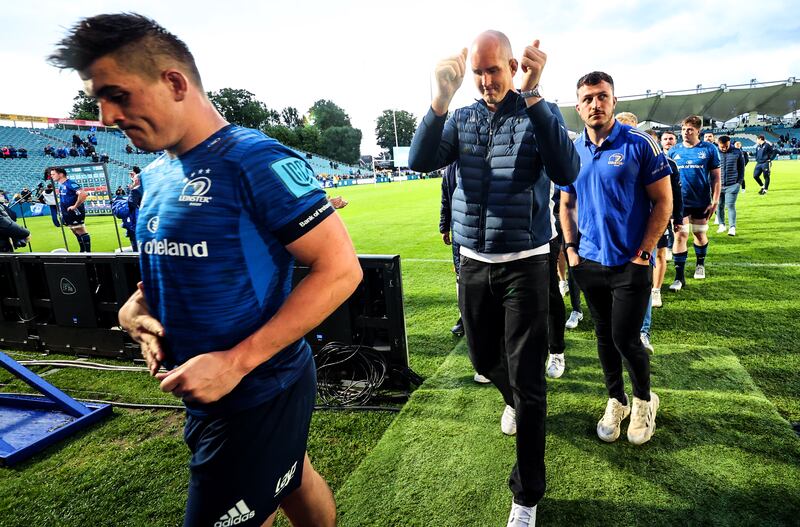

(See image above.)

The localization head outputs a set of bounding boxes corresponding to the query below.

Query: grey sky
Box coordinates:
[1,0,797,155]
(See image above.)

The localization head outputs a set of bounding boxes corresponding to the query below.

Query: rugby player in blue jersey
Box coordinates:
[668,115,720,289]
[49,167,92,252]
[50,13,361,527]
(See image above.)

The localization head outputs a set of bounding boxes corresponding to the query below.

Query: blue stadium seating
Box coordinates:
[0,125,366,198]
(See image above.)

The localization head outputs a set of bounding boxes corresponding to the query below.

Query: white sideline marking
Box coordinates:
[403,258,800,267]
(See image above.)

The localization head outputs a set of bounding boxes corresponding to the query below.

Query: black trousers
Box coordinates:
[459,253,549,507]
[548,239,566,354]
[571,259,652,401]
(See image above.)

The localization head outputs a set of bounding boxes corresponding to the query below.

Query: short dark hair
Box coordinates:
[51,167,68,177]
[682,115,702,129]
[48,13,202,88]
[576,71,615,94]
[718,135,731,143]
[660,130,677,139]
[131,166,141,174]
[757,134,765,140]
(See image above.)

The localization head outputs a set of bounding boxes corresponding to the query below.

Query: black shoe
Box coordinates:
[451,318,464,337]
[759,187,766,195]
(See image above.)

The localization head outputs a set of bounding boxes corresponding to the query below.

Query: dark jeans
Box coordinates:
[753,163,771,190]
[459,253,549,507]
[571,259,652,401]
[548,239,565,354]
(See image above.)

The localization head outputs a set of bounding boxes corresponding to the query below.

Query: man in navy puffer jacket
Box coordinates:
[409,30,579,527]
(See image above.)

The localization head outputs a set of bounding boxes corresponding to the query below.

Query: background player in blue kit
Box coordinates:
[667,115,720,289]
[50,13,362,527]
[49,167,91,252]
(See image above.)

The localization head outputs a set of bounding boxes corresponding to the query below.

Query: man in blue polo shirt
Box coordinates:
[560,71,672,446]
[50,13,361,527]
[667,115,720,289]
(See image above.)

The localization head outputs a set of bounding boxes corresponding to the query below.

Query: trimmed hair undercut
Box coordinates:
[576,71,615,94]
[48,13,203,88]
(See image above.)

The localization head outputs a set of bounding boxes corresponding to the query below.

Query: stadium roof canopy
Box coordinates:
[557,78,800,132]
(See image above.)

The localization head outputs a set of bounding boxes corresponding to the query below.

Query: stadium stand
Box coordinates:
[0,125,368,197]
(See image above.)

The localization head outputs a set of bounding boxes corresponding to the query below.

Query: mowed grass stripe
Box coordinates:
[335,336,800,526]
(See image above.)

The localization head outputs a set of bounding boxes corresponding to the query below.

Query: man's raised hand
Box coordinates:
[432,48,468,116]
[520,39,546,93]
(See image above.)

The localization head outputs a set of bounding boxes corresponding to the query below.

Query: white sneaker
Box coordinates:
[558,280,569,298]
[473,372,491,384]
[668,280,683,292]
[728,226,736,236]
[501,405,517,435]
[651,288,662,308]
[565,311,583,329]
[627,392,660,445]
[713,217,720,225]
[546,353,565,379]
[716,224,726,234]
[640,333,654,354]
[597,396,631,442]
[694,265,706,279]
[507,502,536,527]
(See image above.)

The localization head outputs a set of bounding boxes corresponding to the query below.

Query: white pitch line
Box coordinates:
[402,258,800,267]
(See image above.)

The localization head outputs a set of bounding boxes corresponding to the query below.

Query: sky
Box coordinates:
[1,0,798,156]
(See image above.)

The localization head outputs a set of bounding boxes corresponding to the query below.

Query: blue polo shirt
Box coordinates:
[560,122,670,267]
[668,140,720,208]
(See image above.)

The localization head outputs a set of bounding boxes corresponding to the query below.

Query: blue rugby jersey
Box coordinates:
[560,122,671,267]
[668,140,720,208]
[137,124,334,417]
[58,179,82,212]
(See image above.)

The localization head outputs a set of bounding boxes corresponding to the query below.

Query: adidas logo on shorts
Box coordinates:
[214,499,255,527]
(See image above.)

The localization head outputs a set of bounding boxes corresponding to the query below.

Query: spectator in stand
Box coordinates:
[125,143,134,153]
[115,185,126,196]
[45,144,54,156]
[8,147,17,159]
[1,146,10,159]
[69,146,78,157]
[100,152,110,163]
[18,147,27,159]
[88,133,98,145]
[77,144,86,156]
[72,133,83,147]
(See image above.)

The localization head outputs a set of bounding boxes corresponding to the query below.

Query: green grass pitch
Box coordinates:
[1,161,798,526]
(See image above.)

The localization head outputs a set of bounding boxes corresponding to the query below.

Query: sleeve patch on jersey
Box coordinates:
[273,197,334,245]
[270,157,321,198]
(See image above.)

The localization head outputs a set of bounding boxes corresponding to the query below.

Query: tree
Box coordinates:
[262,124,296,148]
[69,90,99,120]
[375,109,417,151]
[207,88,276,129]
[295,125,321,153]
[319,126,362,165]
[281,107,303,128]
[308,99,351,130]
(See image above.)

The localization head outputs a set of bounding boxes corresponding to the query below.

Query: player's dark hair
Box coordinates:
[131,166,141,174]
[718,135,731,143]
[757,134,765,140]
[48,13,202,88]
[576,71,615,94]
[682,115,702,129]
[52,167,67,177]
